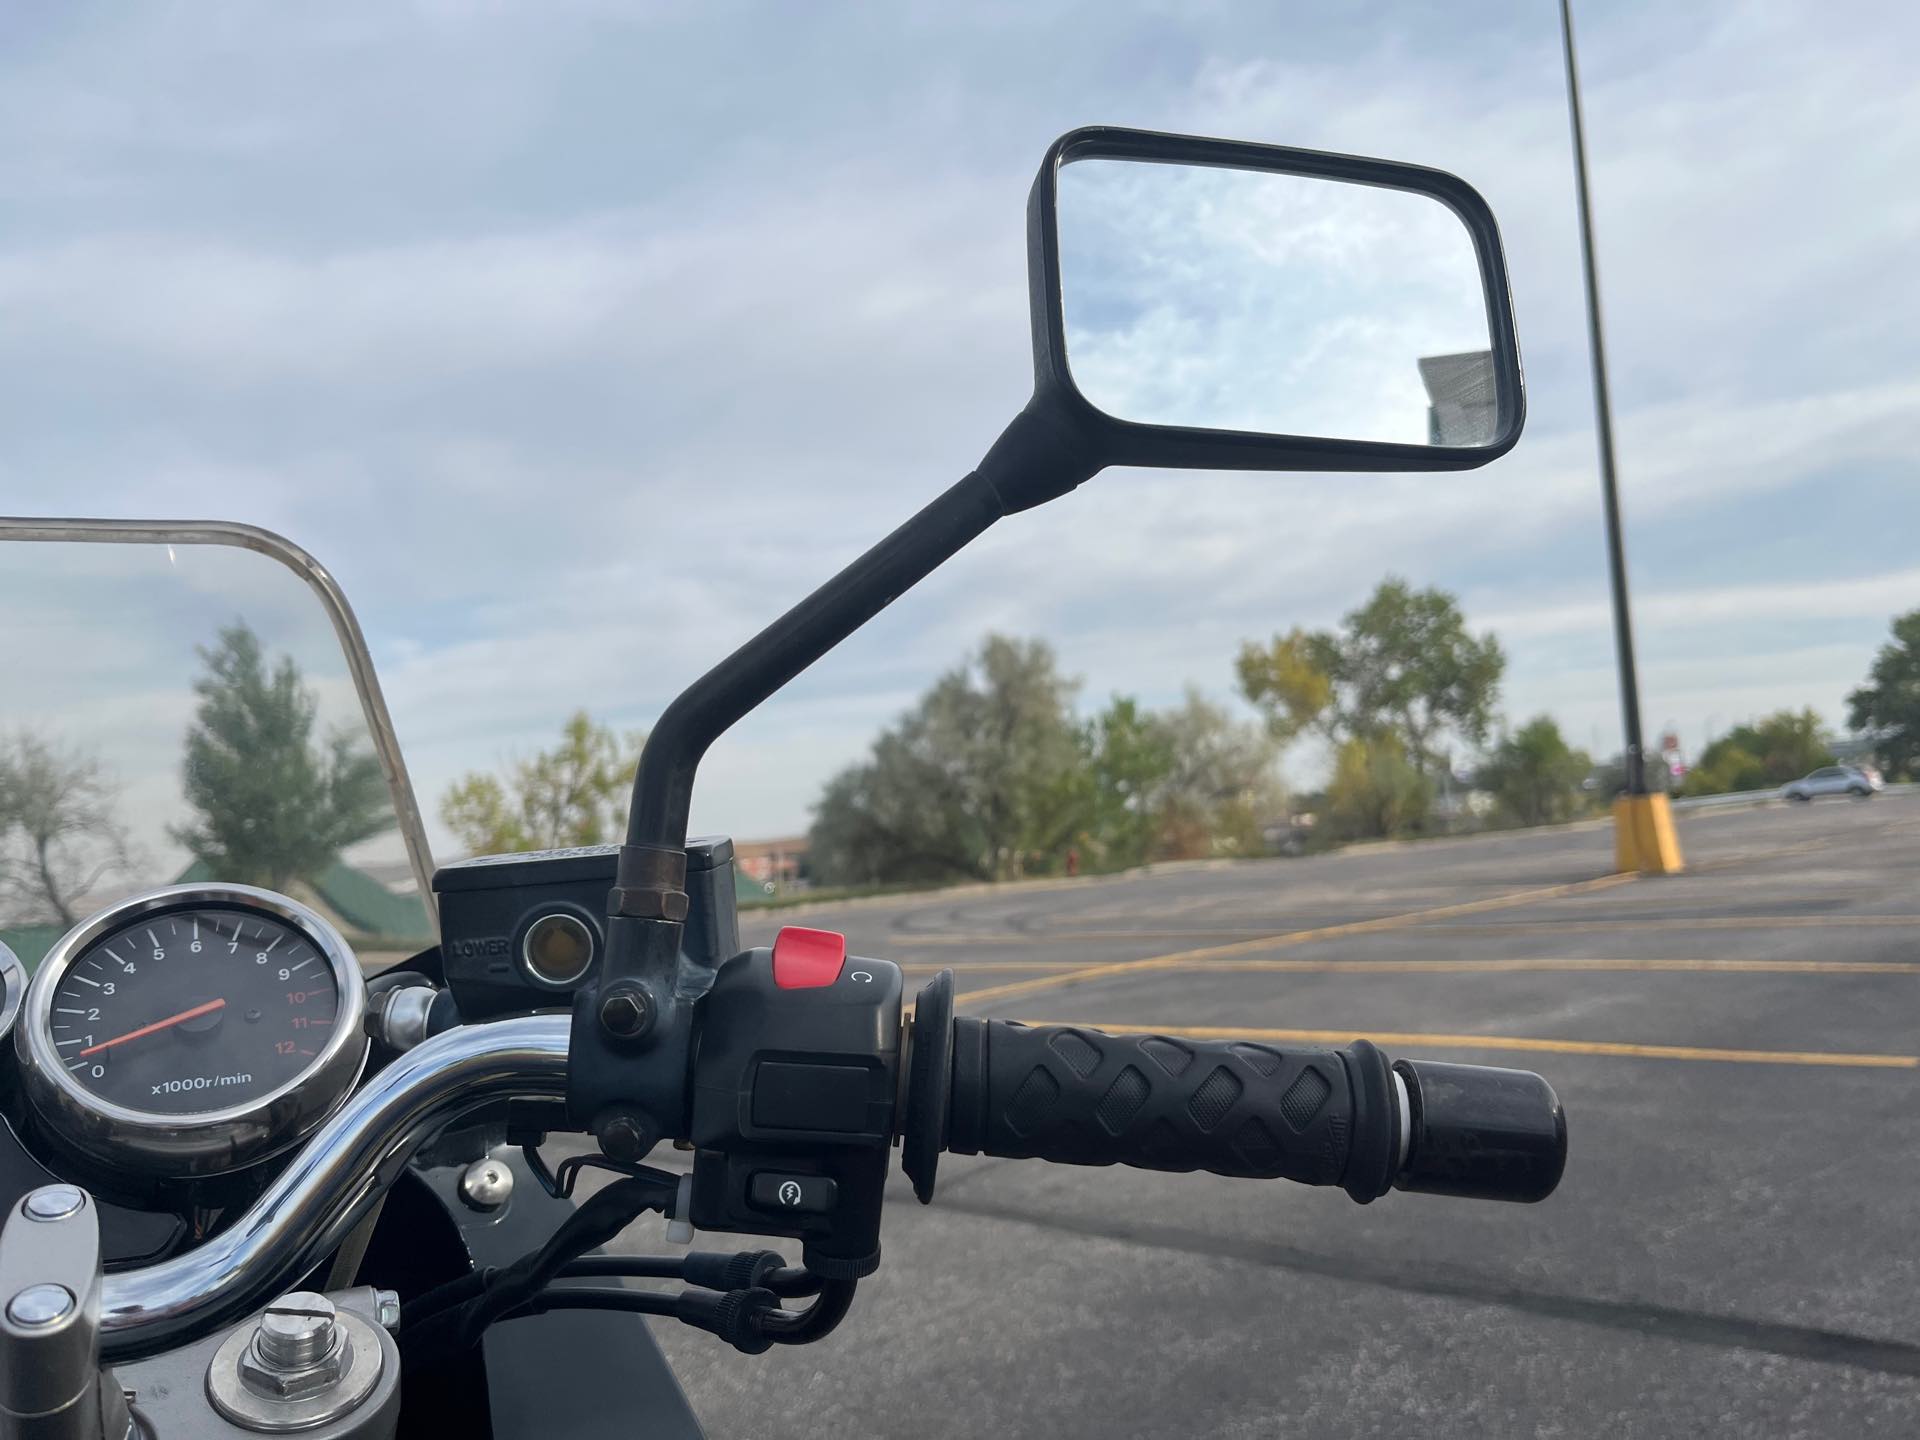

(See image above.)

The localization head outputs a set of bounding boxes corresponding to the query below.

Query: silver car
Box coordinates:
[1781,765,1883,801]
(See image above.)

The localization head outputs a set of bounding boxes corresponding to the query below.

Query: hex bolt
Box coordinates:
[7,1284,74,1328]
[21,1185,85,1222]
[598,985,655,1040]
[597,1110,654,1162]
[256,1293,338,1370]
[372,1289,402,1332]
[215,1293,377,1424]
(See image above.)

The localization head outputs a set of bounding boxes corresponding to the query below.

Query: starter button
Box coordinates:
[749,1173,837,1214]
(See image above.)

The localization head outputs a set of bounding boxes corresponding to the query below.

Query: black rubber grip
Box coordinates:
[945,1017,1402,1201]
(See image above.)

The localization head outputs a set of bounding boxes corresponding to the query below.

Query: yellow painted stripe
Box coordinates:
[907,957,1920,977]
[894,911,1920,946]
[1414,915,1920,935]
[891,930,1274,945]
[953,872,1638,1009]
[1021,1021,1920,1070]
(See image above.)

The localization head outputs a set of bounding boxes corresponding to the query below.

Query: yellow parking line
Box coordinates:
[894,911,1920,946]
[908,957,1920,977]
[1414,915,1920,935]
[890,930,1274,945]
[1022,1022,1920,1070]
[903,960,1136,972]
[954,872,1637,1009]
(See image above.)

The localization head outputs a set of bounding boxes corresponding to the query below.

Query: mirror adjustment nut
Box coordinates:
[608,885,690,921]
[610,844,690,920]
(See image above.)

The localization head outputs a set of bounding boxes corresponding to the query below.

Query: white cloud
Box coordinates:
[0,1,1916,848]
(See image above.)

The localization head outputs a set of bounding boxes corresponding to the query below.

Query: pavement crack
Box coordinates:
[933,1196,1920,1378]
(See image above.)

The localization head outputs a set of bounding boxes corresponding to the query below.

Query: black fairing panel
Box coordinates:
[397,1145,706,1440]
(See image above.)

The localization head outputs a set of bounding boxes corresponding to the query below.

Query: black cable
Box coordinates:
[757,1278,856,1344]
[496,1281,850,1353]
[521,1143,561,1197]
[400,1269,490,1330]
[521,1144,679,1200]
[560,1255,685,1281]
[763,1266,822,1299]
[403,1175,676,1363]
[404,1249,798,1338]
[501,1286,679,1320]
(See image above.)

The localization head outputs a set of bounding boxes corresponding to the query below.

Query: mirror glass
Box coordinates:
[1057,158,1502,446]
[0,539,433,969]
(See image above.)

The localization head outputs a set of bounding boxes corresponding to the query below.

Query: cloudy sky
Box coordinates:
[2,0,1916,861]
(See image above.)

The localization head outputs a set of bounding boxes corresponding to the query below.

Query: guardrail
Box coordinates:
[1671,781,1916,813]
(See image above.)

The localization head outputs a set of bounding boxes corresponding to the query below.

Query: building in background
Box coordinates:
[735,836,812,892]
[1418,350,1497,446]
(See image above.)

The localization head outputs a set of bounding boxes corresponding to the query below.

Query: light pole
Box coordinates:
[1558,0,1682,873]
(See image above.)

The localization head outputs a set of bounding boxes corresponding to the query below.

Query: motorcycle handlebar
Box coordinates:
[99,1014,572,1359]
[942,1017,1564,1205]
[92,963,1565,1359]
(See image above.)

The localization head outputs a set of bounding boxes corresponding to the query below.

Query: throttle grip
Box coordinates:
[944,1017,1402,1202]
[934,1014,1564,1206]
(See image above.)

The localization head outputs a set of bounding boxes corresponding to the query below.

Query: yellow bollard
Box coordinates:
[1612,793,1684,875]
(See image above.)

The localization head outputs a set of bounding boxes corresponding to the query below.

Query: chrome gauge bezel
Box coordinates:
[0,938,24,1044]
[15,884,369,1176]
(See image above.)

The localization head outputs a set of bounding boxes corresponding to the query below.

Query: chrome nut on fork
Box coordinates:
[237,1293,353,1399]
[208,1290,387,1433]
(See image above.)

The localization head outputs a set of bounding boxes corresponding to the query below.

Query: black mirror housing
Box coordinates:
[1014,125,1526,483]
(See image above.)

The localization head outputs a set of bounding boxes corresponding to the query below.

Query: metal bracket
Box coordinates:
[0,1185,130,1440]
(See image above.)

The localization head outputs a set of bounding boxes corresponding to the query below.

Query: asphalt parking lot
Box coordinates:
[655,794,1920,1437]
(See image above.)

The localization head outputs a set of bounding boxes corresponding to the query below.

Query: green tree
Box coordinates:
[1080,696,1175,870]
[1679,709,1834,796]
[0,732,133,926]
[1478,716,1592,827]
[442,712,645,855]
[1324,733,1431,841]
[809,636,1087,886]
[1237,577,1503,775]
[1231,629,1336,744]
[1149,690,1283,859]
[172,623,395,891]
[1848,609,1920,779]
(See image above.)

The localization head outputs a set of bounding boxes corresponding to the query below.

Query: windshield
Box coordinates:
[0,536,434,970]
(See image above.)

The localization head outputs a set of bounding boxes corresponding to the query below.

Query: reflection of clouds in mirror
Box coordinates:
[0,543,409,929]
[1058,159,1493,444]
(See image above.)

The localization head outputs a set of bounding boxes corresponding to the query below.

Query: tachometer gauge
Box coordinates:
[16,885,368,1176]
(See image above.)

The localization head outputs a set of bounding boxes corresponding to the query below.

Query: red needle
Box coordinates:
[78,998,226,1057]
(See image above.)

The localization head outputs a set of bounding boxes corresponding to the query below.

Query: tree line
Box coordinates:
[18,588,1913,925]
[793,583,1920,887]
[426,585,1920,889]
[800,578,1595,886]
[2,623,394,927]
[808,638,1281,886]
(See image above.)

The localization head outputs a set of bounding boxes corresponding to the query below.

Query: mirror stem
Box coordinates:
[613,400,1096,923]
[623,467,1002,861]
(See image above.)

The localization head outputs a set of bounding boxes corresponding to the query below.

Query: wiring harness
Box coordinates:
[401,1171,854,1363]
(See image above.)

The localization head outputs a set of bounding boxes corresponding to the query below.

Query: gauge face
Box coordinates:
[50,907,341,1116]
[18,884,369,1175]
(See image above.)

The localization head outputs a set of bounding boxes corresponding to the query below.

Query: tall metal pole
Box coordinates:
[1559,0,1647,795]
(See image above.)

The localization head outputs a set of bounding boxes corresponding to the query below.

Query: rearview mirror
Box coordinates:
[1024,127,1524,472]
[578,125,1531,1143]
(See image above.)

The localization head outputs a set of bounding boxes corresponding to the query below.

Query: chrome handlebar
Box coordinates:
[100,1015,571,1360]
